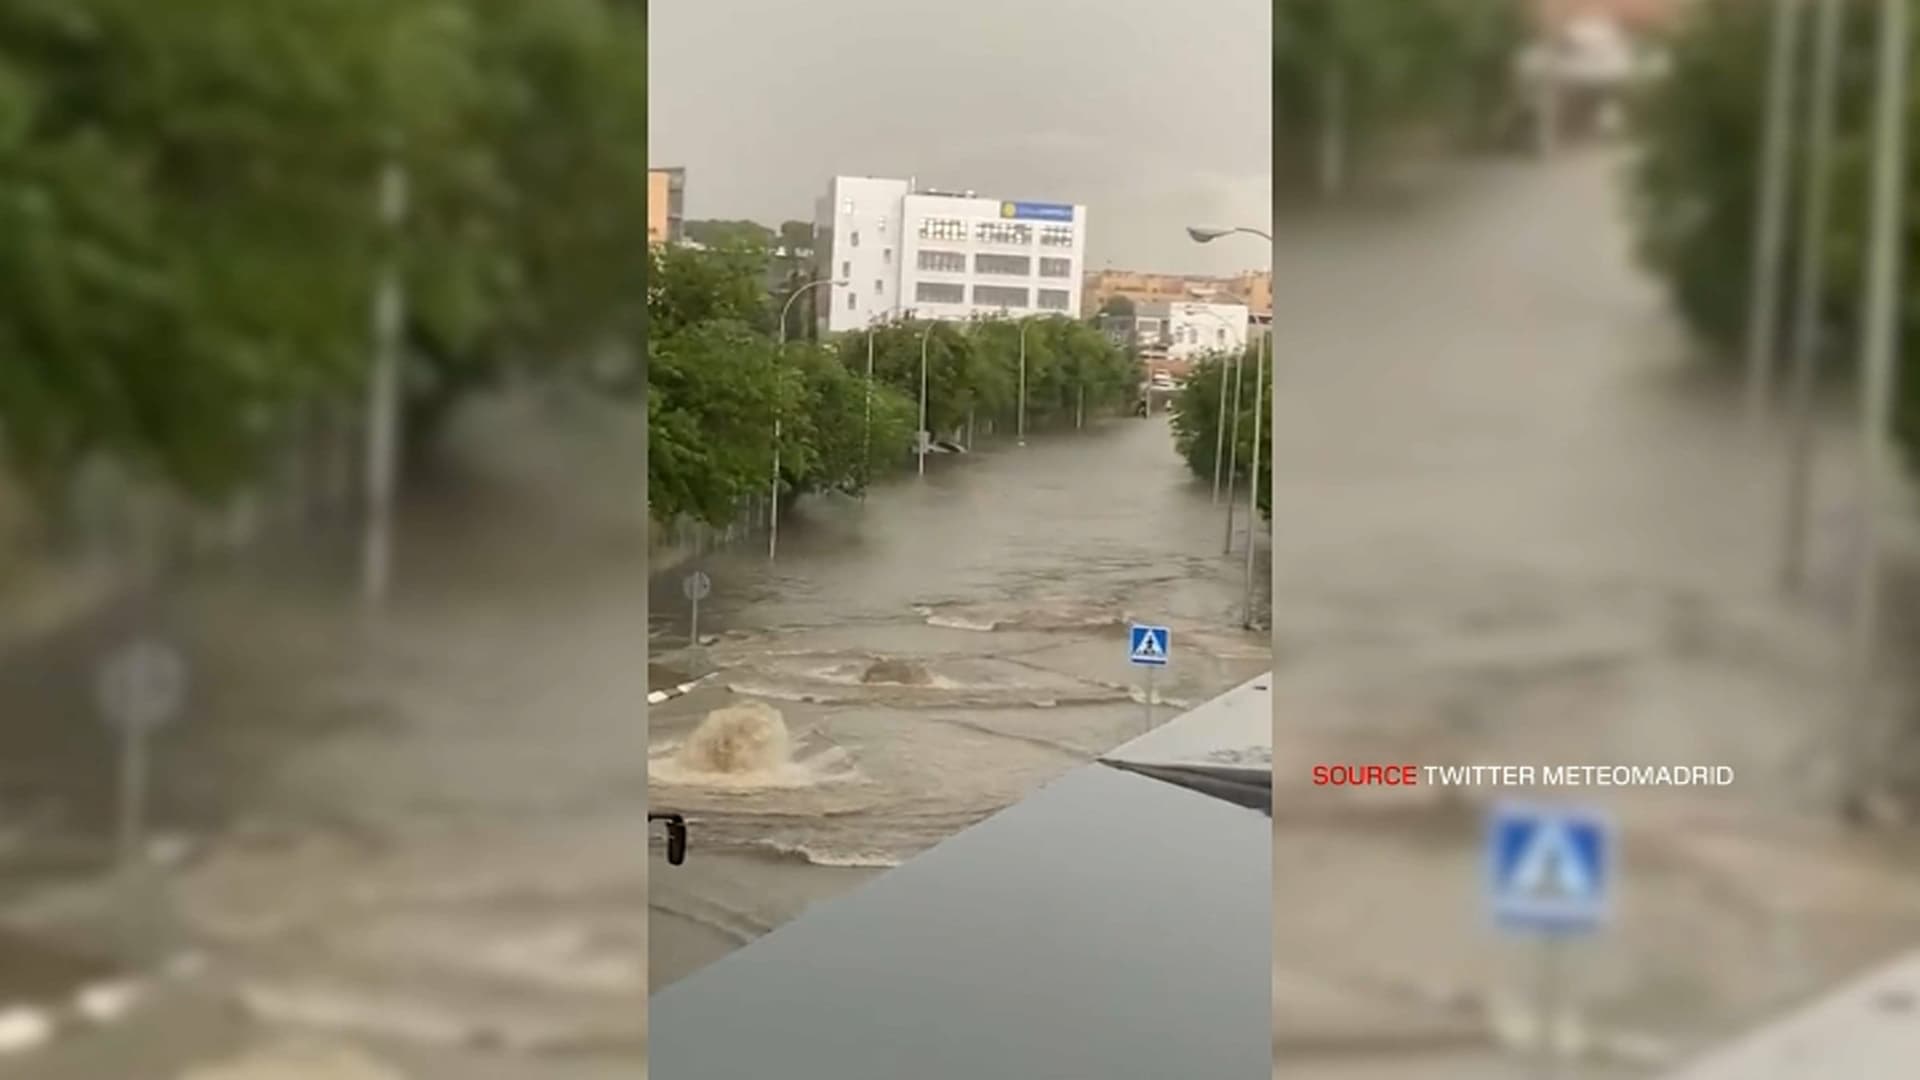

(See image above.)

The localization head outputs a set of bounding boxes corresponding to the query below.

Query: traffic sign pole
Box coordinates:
[1536,936,1564,1080]
[1127,624,1171,731]
[683,571,713,647]
[118,723,149,869]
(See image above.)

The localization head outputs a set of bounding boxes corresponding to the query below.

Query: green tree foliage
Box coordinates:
[0,0,410,497]
[0,0,649,501]
[1630,0,1920,467]
[684,219,775,249]
[649,243,1140,527]
[1172,348,1272,519]
[1275,0,1529,187]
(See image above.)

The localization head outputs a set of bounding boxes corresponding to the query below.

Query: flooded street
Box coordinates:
[1268,147,1920,1074]
[647,414,1272,986]
[0,391,650,1077]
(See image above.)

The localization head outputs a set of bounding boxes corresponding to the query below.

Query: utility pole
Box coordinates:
[1779,0,1844,593]
[1845,0,1908,800]
[1743,0,1805,424]
[863,327,875,494]
[1242,330,1267,629]
[362,156,408,609]
[1222,348,1245,556]
[1212,354,1231,503]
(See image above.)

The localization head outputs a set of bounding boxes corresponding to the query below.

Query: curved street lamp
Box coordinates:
[1187,225,1273,244]
[770,278,848,560]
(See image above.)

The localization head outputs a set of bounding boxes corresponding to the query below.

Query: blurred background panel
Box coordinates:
[1271,0,1920,1076]
[0,1,650,1076]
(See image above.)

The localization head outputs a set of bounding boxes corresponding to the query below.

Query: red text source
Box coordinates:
[1310,764,1420,786]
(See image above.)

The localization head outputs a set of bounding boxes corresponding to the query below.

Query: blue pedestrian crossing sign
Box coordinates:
[1485,802,1612,935]
[1128,624,1171,667]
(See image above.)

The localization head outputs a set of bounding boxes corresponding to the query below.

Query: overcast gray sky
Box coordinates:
[649,0,1270,276]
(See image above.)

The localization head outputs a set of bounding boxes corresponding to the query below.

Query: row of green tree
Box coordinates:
[1276,0,1532,194]
[1630,0,1920,469]
[1172,350,1271,520]
[0,0,648,505]
[647,241,1144,528]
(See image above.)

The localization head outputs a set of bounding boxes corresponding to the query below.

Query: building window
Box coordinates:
[1215,328,1227,345]
[1040,224,1075,248]
[973,284,1029,308]
[1037,288,1071,311]
[883,248,892,265]
[878,216,888,234]
[841,197,855,214]
[916,281,966,304]
[919,218,966,241]
[974,253,1031,276]
[847,293,856,311]
[850,230,859,247]
[875,278,884,295]
[917,249,966,273]
[841,260,851,278]
[1039,257,1073,278]
[975,221,1032,246]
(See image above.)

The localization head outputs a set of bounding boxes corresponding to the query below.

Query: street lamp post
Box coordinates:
[862,308,899,499]
[918,320,938,477]
[1744,0,1806,425]
[1780,0,1845,593]
[1243,327,1268,629]
[1018,318,1035,447]
[1845,0,1908,807]
[771,278,847,560]
[1212,354,1231,503]
[362,156,409,611]
[1222,348,1245,555]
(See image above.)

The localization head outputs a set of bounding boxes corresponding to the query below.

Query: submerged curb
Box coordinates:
[0,960,200,1058]
[646,675,712,706]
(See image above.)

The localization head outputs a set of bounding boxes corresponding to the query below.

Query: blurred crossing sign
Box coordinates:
[1127,624,1170,667]
[96,639,187,734]
[1485,802,1612,935]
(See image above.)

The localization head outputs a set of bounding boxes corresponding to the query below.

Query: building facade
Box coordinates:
[816,176,1088,334]
[648,167,685,245]
[1101,300,1252,380]
[1083,268,1271,320]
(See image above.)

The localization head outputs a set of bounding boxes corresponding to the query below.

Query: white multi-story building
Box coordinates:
[816,176,1088,334]
[1102,300,1251,376]
[1161,301,1250,362]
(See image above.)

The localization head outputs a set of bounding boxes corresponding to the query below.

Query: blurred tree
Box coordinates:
[1171,348,1271,519]
[1275,0,1529,194]
[779,341,915,497]
[683,219,775,249]
[0,0,653,500]
[1630,0,1920,466]
[647,319,786,527]
[0,0,432,499]
[402,0,651,451]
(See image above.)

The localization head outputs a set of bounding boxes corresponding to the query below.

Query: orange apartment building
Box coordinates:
[1532,0,1683,35]
[1082,268,1272,320]
[648,167,685,245]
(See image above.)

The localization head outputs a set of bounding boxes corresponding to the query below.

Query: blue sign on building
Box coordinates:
[1484,802,1612,936]
[1000,201,1075,223]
